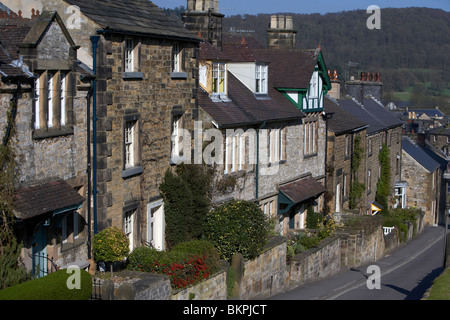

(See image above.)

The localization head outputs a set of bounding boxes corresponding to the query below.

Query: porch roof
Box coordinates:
[13,180,85,220]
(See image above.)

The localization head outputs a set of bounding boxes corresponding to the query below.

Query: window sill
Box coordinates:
[122,166,143,179]
[61,237,86,254]
[122,72,144,80]
[33,126,74,140]
[304,153,318,159]
[170,72,187,79]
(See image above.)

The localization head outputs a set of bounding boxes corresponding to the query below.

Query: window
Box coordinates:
[124,210,135,251]
[268,127,286,164]
[34,71,70,131]
[212,62,226,94]
[345,135,350,157]
[125,120,136,168]
[171,114,184,163]
[304,121,318,156]
[368,137,373,155]
[255,64,268,94]
[125,38,135,72]
[60,73,66,126]
[47,73,53,128]
[172,42,181,72]
[368,169,372,192]
[62,211,82,244]
[224,130,247,174]
[34,75,40,129]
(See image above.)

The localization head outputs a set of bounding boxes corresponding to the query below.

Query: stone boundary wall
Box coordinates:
[96,215,424,300]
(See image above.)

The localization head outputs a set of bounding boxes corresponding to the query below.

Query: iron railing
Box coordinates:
[29,253,58,279]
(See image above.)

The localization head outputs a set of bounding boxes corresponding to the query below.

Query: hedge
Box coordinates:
[0,269,92,300]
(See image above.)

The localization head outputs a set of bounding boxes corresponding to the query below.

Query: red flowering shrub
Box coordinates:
[128,240,219,289]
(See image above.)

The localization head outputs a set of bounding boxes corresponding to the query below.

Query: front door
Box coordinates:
[32,224,47,278]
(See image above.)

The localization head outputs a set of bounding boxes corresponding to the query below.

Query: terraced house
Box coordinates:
[37,0,201,252]
[0,9,92,275]
[184,1,332,235]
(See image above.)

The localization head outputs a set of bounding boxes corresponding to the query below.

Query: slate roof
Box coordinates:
[200,71,304,128]
[338,97,403,135]
[279,176,326,204]
[402,137,440,173]
[13,180,85,220]
[427,125,450,136]
[324,97,367,134]
[64,0,200,41]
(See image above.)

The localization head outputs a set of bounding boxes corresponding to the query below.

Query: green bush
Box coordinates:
[127,240,220,289]
[92,226,129,262]
[382,207,421,242]
[203,200,269,261]
[0,269,92,300]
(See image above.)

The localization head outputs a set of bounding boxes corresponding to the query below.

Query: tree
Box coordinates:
[0,98,29,289]
[376,144,391,211]
[159,164,212,249]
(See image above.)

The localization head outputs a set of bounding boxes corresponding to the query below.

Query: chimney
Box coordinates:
[183,0,224,49]
[267,15,297,49]
[327,69,341,100]
[346,71,383,104]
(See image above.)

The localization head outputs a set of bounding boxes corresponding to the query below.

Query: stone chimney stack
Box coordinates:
[345,71,383,104]
[267,15,297,49]
[183,0,224,49]
[327,70,341,100]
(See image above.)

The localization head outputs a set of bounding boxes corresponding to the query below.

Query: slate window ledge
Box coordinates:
[33,126,74,140]
[170,72,188,79]
[122,166,143,179]
[122,72,144,80]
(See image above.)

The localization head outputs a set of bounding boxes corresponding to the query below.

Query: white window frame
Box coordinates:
[212,62,226,94]
[124,210,135,251]
[255,64,268,94]
[125,120,136,168]
[60,73,66,126]
[172,42,181,72]
[47,73,53,128]
[125,38,135,72]
[34,75,40,129]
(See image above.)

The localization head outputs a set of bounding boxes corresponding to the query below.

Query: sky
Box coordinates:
[151,0,450,15]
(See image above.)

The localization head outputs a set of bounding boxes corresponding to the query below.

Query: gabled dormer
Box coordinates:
[276,49,331,113]
[198,41,230,101]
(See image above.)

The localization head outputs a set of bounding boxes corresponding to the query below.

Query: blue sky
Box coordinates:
[151,0,450,15]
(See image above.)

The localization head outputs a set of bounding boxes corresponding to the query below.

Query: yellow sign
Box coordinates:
[371,203,382,215]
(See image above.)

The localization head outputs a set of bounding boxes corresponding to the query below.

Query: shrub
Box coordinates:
[127,240,220,289]
[92,227,129,262]
[203,200,269,261]
[0,269,92,300]
[159,164,212,249]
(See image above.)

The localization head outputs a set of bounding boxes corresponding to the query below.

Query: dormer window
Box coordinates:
[255,64,268,94]
[212,62,226,94]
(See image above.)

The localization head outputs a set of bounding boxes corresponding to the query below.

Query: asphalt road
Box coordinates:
[270,225,446,300]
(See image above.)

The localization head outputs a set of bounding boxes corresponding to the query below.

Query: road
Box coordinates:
[270,225,446,300]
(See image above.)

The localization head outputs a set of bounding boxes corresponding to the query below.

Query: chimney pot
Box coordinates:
[333,70,338,80]
[361,72,366,81]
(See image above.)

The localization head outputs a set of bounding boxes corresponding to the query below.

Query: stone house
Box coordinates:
[426,125,450,157]
[401,137,441,225]
[323,96,368,214]
[335,73,404,215]
[184,3,331,235]
[35,0,202,253]
[0,9,93,274]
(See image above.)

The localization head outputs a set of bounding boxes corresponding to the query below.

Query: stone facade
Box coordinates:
[0,11,92,271]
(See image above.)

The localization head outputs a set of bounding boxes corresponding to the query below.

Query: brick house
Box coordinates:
[401,137,441,225]
[184,4,331,234]
[0,9,93,274]
[37,0,202,252]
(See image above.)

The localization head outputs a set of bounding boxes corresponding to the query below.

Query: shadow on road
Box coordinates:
[383,267,444,300]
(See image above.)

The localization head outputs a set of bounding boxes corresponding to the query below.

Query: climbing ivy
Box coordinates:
[376,143,391,211]
[349,135,366,209]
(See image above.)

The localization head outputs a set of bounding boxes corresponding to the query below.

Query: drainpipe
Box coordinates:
[86,85,93,259]
[91,36,100,235]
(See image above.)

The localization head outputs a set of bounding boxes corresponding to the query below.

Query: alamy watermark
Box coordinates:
[366,265,381,290]
[66,265,81,290]
[367,5,381,30]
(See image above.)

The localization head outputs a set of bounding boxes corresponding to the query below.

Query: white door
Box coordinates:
[336,183,341,212]
[148,200,165,251]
